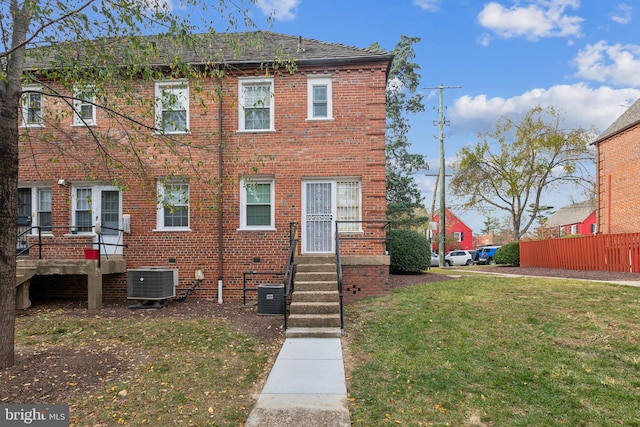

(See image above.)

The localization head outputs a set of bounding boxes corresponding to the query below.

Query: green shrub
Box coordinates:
[388,228,430,273]
[494,241,520,266]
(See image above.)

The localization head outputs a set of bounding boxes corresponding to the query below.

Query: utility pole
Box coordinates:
[425,84,461,267]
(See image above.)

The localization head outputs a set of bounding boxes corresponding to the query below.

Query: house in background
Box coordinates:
[473,230,495,247]
[544,200,596,237]
[17,32,393,313]
[432,209,474,252]
[592,97,640,234]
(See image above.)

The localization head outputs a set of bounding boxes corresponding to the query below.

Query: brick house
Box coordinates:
[431,209,474,252]
[593,97,640,234]
[544,200,596,237]
[17,32,393,310]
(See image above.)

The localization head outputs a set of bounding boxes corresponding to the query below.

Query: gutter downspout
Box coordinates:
[595,141,601,234]
[217,74,224,304]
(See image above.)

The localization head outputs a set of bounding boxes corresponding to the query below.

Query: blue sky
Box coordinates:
[245,0,640,233]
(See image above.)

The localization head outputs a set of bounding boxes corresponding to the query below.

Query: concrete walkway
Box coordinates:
[245,338,350,427]
[449,268,640,287]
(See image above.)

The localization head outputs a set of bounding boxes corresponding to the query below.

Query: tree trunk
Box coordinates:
[0,87,19,369]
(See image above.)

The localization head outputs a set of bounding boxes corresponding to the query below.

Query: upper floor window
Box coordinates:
[307,76,332,120]
[155,81,189,134]
[157,181,190,230]
[73,86,96,126]
[240,178,274,229]
[22,86,44,127]
[454,231,464,242]
[239,78,274,131]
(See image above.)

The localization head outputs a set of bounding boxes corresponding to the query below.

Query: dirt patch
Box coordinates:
[2,299,284,405]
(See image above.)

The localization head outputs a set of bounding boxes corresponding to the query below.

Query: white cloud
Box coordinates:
[451,83,640,134]
[413,0,440,11]
[256,0,299,21]
[477,0,583,40]
[572,41,640,86]
[610,3,632,25]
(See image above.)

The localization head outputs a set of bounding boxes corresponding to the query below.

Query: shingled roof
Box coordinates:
[545,199,595,228]
[24,31,394,73]
[593,97,640,144]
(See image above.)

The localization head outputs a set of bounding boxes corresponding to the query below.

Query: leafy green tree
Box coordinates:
[371,36,428,228]
[480,216,500,235]
[0,0,273,368]
[449,106,595,240]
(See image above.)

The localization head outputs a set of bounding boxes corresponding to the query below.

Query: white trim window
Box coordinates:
[307,76,332,120]
[570,224,578,235]
[336,180,360,232]
[240,178,275,229]
[454,231,464,242]
[37,188,52,232]
[157,182,190,230]
[155,81,189,134]
[21,85,44,127]
[73,85,97,126]
[73,188,93,232]
[238,78,274,131]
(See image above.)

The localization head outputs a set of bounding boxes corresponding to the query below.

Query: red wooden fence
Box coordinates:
[521,233,640,273]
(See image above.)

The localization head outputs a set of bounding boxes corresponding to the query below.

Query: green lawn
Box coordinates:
[345,276,640,426]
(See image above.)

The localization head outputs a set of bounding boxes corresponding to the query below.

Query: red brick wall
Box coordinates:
[18,62,390,302]
[597,123,640,234]
[342,265,390,303]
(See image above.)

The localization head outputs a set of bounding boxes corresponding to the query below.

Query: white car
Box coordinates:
[444,250,474,266]
[430,253,440,267]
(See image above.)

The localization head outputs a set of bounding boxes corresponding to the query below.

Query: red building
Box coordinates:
[432,209,474,252]
[544,200,597,237]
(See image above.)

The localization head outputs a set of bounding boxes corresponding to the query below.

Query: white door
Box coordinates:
[97,189,122,255]
[303,182,334,253]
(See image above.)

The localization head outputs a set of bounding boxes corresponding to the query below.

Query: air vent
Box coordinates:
[127,267,177,300]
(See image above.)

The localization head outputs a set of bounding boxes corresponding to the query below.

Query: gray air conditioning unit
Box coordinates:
[127,267,178,300]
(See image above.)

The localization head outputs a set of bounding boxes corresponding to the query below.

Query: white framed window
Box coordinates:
[336,180,360,232]
[157,181,190,230]
[73,188,93,232]
[307,76,332,120]
[570,224,578,235]
[238,78,274,131]
[155,81,189,134]
[37,188,52,232]
[73,85,96,126]
[591,223,597,234]
[454,231,464,242]
[240,177,275,230]
[21,85,44,127]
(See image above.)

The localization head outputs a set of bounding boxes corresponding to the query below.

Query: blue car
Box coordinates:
[477,245,501,265]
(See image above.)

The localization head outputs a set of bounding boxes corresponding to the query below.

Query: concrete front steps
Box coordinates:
[286,256,342,338]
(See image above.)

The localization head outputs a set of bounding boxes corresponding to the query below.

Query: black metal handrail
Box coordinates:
[16,225,128,267]
[283,222,299,330]
[335,220,392,333]
[335,228,344,333]
[242,271,285,305]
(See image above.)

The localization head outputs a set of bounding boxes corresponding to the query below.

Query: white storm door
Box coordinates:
[96,188,122,255]
[303,182,335,253]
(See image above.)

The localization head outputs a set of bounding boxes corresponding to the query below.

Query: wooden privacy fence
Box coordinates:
[521,233,640,273]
